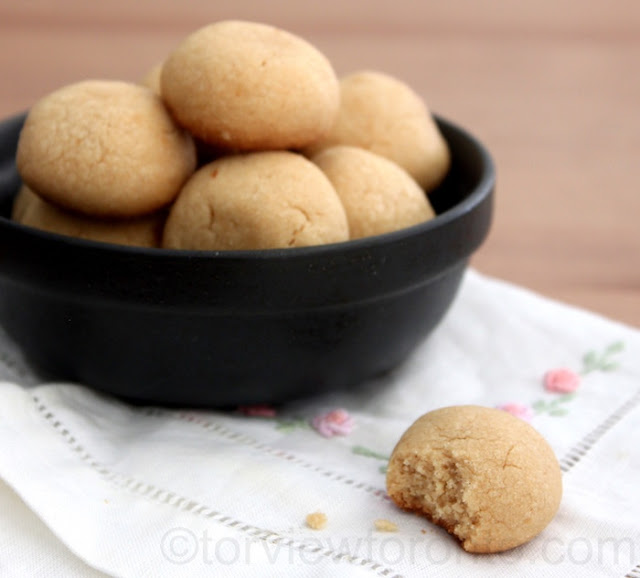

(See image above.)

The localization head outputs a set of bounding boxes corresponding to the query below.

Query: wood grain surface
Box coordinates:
[1,0,638,326]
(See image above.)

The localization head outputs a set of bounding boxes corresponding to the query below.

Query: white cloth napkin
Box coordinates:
[1,269,639,577]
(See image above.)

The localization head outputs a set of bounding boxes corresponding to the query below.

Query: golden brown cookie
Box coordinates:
[10,184,35,222]
[304,70,451,193]
[16,80,196,218]
[141,62,163,95]
[13,185,165,248]
[312,146,435,239]
[162,151,349,251]
[386,405,562,553]
[160,20,340,151]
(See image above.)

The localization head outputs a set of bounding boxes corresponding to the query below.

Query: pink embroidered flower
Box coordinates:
[311,409,354,438]
[543,368,580,394]
[497,403,534,422]
[238,405,276,418]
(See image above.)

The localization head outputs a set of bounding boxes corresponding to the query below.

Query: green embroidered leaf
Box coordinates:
[378,464,388,474]
[582,341,624,374]
[275,418,310,433]
[533,397,573,416]
[275,423,296,433]
[601,362,620,372]
[605,341,625,355]
[352,445,389,462]
[582,351,599,372]
[532,401,547,412]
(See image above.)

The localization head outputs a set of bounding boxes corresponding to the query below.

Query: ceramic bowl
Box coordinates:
[0,112,494,407]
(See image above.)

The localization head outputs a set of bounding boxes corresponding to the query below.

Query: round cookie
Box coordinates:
[160,20,340,151]
[16,80,196,218]
[141,62,163,95]
[312,145,435,239]
[163,151,349,251]
[13,185,165,248]
[386,405,562,553]
[10,184,35,222]
[304,70,451,193]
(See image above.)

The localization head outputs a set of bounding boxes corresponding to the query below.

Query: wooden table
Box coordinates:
[1,0,638,327]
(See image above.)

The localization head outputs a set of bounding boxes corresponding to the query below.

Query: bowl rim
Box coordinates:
[0,113,495,263]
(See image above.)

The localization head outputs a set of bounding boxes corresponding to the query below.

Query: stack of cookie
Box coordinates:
[14,20,451,250]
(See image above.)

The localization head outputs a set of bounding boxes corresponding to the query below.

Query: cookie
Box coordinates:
[16,80,196,218]
[312,146,435,239]
[160,20,340,151]
[141,62,163,95]
[386,405,562,553]
[162,151,349,251]
[10,183,35,222]
[13,185,165,248]
[304,70,451,192]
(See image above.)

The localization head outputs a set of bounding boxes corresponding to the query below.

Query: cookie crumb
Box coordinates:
[306,512,328,530]
[374,519,398,532]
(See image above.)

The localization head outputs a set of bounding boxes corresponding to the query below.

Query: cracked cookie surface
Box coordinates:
[162,151,348,251]
[386,405,562,553]
[312,145,434,239]
[13,186,165,248]
[304,70,450,193]
[160,20,340,152]
[16,80,196,218]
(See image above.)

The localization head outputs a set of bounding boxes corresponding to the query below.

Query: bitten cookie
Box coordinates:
[163,151,349,251]
[16,80,196,218]
[386,405,562,553]
[12,186,166,248]
[304,70,451,193]
[312,146,435,239]
[160,20,340,151]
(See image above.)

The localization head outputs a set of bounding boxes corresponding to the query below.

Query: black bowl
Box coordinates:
[0,112,494,407]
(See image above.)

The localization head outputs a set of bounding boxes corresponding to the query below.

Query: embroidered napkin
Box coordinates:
[1,269,639,577]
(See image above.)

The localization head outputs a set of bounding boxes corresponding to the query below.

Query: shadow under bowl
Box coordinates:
[0,112,494,407]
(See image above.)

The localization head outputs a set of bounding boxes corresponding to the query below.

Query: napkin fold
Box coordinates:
[1,269,639,577]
